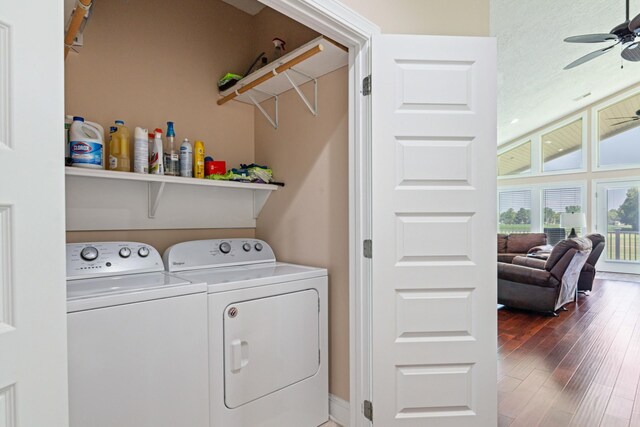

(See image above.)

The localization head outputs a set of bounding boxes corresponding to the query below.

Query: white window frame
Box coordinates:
[591,85,640,172]
[497,185,539,232]
[498,180,587,233]
[497,137,533,179]
[498,112,587,180]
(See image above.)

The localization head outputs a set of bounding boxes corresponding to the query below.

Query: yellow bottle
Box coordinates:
[108,120,131,172]
[194,140,205,178]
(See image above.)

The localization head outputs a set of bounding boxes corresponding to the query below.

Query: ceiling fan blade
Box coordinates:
[611,119,639,126]
[564,34,618,43]
[622,41,640,61]
[606,116,639,120]
[564,44,616,69]
[630,13,640,32]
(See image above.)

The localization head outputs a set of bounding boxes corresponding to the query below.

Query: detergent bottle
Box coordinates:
[108,120,131,172]
[69,116,104,169]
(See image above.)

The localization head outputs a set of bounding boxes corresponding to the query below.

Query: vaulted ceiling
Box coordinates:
[492,0,640,145]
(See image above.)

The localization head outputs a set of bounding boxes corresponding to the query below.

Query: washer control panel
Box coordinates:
[67,242,164,280]
[163,239,276,272]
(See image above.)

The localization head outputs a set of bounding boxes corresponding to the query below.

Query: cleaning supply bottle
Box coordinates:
[149,128,164,175]
[65,115,74,159]
[108,120,131,172]
[163,121,179,176]
[180,138,193,177]
[133,127,149,174]
[194,140,205,178]
[69,116,104,169]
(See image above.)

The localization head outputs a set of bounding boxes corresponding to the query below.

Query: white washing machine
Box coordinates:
[163,239,328,427]
[66,242,209,427]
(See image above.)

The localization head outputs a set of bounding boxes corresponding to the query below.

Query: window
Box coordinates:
[543,187,582,235]
[498,189,532,233]
[597,91,640,168]
[498,141,531,177]
[542,119,583,172]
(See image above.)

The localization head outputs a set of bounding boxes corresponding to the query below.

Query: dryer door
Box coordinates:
[224,289,320,409]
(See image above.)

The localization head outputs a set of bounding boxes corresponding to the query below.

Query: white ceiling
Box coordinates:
[221,0,266,15]
[492,0,640,145]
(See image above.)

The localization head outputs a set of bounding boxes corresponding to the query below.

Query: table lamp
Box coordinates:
[560,212,586,238]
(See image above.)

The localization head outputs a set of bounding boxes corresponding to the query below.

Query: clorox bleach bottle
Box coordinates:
[69,116,105,169]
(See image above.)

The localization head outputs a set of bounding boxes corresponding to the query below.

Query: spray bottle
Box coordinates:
[133,127,149,174]
[180,138,193,177]
[194,140,205,178]
[149,128,164,175]
[164,121,179,176]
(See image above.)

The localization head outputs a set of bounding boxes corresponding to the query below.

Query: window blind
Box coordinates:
[543,187,582,227]
[498,190,532,232]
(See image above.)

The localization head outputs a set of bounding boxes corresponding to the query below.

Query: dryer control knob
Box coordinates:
[138,247,150,257]
[119,247,131,258]
[254,242,263,252]
[242,243,251,252]
[220,242,232,254]
[80,246,99,261]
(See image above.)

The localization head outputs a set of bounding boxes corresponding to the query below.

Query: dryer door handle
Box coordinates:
[230,339,249,371]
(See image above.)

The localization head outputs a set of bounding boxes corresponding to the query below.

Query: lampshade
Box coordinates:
[560,212,586,229]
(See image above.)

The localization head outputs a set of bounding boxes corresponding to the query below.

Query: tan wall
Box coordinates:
[255,68,349,400]
[499,82,640,231]
[65,0,257,168]
[339,0,490,35]
[66,228,256,255]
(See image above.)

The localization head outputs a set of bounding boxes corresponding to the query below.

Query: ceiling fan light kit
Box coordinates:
[564,0,640,69]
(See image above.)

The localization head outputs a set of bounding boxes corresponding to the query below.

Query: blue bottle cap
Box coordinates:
[73,116,84,122]
[166,121,175,137]
[115,120,125,125]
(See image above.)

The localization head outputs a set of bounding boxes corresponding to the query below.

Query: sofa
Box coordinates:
[512,234,605,293]
[498,237,592,315]
[497,233,547,263]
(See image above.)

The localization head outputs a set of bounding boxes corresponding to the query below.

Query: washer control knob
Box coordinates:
[254,242,263,252]
[80,246,99,261]
[242,243,251,252]
[220,242,232,254]
[138,246,150,258]
[119,247,131,258]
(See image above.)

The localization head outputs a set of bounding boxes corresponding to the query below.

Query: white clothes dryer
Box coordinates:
[66,242,209,427]
[164,239,328,427]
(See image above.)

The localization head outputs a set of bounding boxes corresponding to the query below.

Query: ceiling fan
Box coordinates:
[563,0,640,69]
[606,109,640,126]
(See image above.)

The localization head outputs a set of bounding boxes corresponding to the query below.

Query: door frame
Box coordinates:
[255,1,379,425]
[592,176,640,274]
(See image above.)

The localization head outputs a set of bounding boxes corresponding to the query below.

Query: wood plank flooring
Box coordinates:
[498,273,640,427]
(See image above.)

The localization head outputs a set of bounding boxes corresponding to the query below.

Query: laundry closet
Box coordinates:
[64,0,350,412]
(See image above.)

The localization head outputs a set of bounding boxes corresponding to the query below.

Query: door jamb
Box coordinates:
[254,1,379,425]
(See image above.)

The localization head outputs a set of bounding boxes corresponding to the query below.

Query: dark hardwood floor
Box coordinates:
[498,273,640,427]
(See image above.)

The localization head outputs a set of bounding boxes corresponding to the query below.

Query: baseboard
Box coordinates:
[329,394,350,427]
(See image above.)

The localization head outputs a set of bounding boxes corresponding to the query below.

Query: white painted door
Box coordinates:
[371,35,497,426]
[594,180,640,274]
[0,1,69,426]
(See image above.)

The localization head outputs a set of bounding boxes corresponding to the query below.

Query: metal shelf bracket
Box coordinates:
[148,181,165,218]
[283,68,318,116]
[246,88,279,129]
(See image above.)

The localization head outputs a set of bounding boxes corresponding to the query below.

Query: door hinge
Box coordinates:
[363,239,372,259]
[364,400,373,421]
[362,75,371,96]
[318,349,321,364]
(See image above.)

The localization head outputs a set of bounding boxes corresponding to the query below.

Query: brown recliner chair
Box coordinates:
[513,234,605,294]
[577,234,605,292]
[498,237,592,316]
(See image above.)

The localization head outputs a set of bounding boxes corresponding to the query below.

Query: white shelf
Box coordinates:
[218,36,348,127]
[65,167,278,231]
